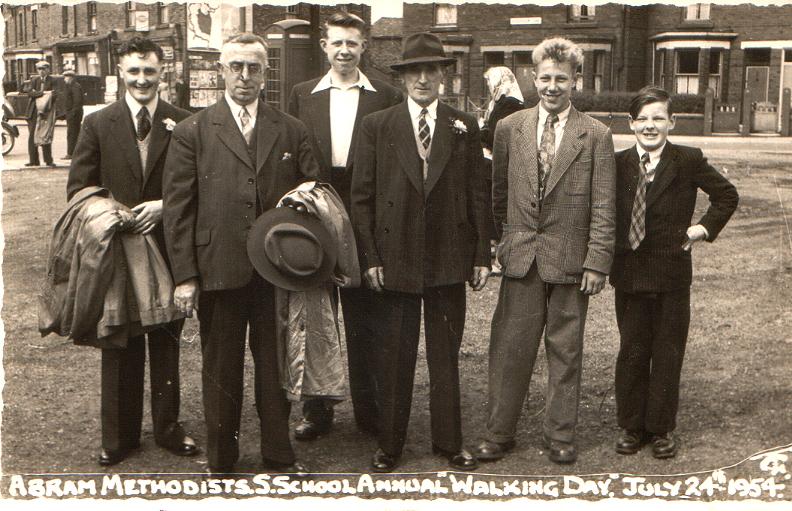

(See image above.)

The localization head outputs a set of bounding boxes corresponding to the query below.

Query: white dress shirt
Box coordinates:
[635,143,665,183]
[408,97,438,142]
[125,91,158,134]
[537,102,571,154]
[225,91,259,136]
[312,70,377,167]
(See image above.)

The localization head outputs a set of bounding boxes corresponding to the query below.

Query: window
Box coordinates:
[675,49,699,94]
[266,47,281,109]
[31,6,38,40]
[87,2,97,32]
[62,6,69,35]
[18,10,26,44]
[708,49,722,98]
[434,4,457,26]
[685,3,711,21]
[656,50,666,85]
[569,5,596,21]
[575,62,583,91]
[126,2,136,28]
[513,51,535,94]
[157,2,170,24]
[593,51,605,93]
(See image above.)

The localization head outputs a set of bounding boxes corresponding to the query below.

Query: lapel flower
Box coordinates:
[450,118,468,135]
[163,118,177,131]
[282,152,292,160]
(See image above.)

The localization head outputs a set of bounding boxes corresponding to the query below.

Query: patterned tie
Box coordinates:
[418,108,431,151]
[239,106,253,144]
[136,107,151,141]
[628,152,653,250]
[538,113,558,200]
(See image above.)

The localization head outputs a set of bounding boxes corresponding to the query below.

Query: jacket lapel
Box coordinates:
[212,97,254,171]
[624,146,641,203]
[109,100,144,189]
[646,142,678,209]
[543,106,584,198]
[346,86,377,169]
[391,102,424,195]
[309,89,333,171]
[142,102,170,187]
[424,103,453,197]
[255,104,280,176]
[513,106,540,195]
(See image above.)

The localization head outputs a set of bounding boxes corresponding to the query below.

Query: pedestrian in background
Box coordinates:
[22,60,56,167]
[60,67,83,160]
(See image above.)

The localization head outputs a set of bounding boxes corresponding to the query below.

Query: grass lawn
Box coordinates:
[1,152,790,501]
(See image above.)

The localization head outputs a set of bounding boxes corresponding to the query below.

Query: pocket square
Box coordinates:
[281,152,292,160]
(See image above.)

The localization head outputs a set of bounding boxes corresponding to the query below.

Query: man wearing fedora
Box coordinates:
[22,60,56,167]
[351,32,491,472]
[287,11,402,441]
[163,33,319,475]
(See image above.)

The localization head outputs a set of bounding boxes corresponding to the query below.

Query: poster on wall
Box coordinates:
[186,3,242,50]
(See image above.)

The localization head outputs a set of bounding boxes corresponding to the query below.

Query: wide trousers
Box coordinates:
[198,276,294,469]
[374,283,466,456]
[66,108,83,156]
[26,116,52,165]
[303,286,379,431]
[100,320,183,452]
[614,287,691,434]
[486,264,589,444]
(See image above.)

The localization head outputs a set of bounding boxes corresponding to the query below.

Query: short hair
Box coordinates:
[321,11,367,39]
[117,37,164,62]
[629,86,674,118]
[220,33,269,65]
[532,37,583,71]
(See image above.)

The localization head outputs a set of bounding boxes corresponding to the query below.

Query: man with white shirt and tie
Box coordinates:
[351,32,491,472]
[287,11,402,441]
[67,37,197,467]
[474,37,616,465]
[163,33,319,475]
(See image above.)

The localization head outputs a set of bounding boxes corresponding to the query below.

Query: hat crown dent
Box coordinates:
[264,223,324,278]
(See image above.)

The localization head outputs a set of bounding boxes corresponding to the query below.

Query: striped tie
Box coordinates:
[628,152,652,250]
[239,106,253,144]
[418,108,431,150]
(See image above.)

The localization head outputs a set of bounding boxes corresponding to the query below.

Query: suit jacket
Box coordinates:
[57,80,84,118]
[480,95,525,151]
[287,76,402,208]
[351,101,491,294]
[67,98,191,262]
[610,143,739,293]
[23,75,58,119]
[492,104,616,284]
[163,97,320,291]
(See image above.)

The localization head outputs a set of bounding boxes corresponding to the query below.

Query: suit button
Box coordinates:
[531,202,537,208]
[248,178,254,184]
[384,228,390,234]
[537,228,544,234]
[388,200,394,207]
[246,202,254,208]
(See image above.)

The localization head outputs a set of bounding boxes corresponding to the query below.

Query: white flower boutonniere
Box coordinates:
[450,118,468,135]
[163,118,177,131]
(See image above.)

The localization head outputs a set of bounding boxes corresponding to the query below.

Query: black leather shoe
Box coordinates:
[63,154,72,160]
[157,434,199,457]
[45,162,56,168]
[650,432,678,459]
[371,448,399,473]
[24,162,39,167]
[432,445,478,471]
[262,458,310,476]
[294,418,331,441]
[472,439,516,461]
[97,448,131,467]
[542,434,577,464]
[615,429,646,455]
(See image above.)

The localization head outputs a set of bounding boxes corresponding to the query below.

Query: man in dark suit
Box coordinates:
[287,11,402,441]
[22,60,56,167]
[164,33,319,475]
[611,86,738,459]
[60,67,84,159]
[67,37,197,466]
[474,37,616,465]
[352,32,491,473]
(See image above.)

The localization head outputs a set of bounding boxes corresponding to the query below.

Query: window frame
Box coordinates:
[674,49,700,95]
[569,5,596,22]
[433,3,458,27]
[157,2,170,25]
[61,5,69,36]
[685,3,711,21]
[87,2,98,33]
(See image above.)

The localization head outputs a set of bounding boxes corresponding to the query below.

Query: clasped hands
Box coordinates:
[115,200,163,235]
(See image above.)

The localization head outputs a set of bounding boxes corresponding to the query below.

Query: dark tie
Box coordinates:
[628,152,653,250]
[136,107,151,141]
[418,108,431,151]
[538,113,558,200]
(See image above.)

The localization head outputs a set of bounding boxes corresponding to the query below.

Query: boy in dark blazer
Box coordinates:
[610,86,738,459]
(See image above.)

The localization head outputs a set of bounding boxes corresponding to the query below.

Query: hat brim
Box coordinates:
[247,207,338,292]
[391,56,457,71]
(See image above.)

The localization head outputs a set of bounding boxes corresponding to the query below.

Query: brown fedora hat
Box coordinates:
[390,32,456,71]
[247,207,337,292]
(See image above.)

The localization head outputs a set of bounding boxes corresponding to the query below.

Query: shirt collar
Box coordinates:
[225,91,259,120]
[125,91,158,120]
[311,70,377,94]
[635,142,666,166]
[538,102,571,127]
[408,97,438,121]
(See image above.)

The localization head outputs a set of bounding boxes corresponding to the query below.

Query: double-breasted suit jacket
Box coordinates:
[492,105,616,283]
[610,143,739,293]
[352,101,491,294]
[288,77,402,209]
[163,97,319,291]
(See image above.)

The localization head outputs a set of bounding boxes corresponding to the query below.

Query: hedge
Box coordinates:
[520,91,705,114]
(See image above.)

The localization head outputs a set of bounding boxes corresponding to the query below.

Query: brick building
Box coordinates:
[397,2,792,132]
